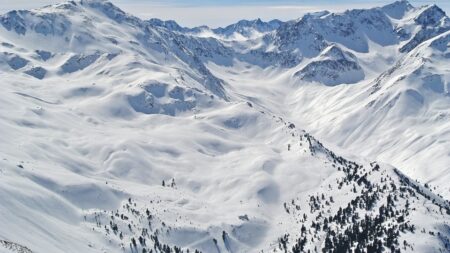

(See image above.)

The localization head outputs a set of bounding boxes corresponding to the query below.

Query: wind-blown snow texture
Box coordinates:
[0,1,449,252]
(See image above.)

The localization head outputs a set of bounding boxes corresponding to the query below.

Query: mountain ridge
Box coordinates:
[0,0,449,252]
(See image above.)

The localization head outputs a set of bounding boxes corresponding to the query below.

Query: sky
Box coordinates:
[0,0,449,27]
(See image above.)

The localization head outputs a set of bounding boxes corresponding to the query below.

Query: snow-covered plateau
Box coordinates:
[0,0,449,252]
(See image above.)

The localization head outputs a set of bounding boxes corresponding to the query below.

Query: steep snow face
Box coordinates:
[1,1,450,253]
[358,31,450,182]
[273,7,398,55]
[372,31,450,96]
[294,45,364,85]
[382,0,414,19]
[414,4,448,26]
[0,9,71,36]
[212,18,283,38]
[399,4,450,53]
[147,18,190,33]
[272,16,329,58]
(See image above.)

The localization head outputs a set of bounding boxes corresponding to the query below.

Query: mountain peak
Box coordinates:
[381,0,414,19]
[0,0,141,36]
[1,1,450,253]
[212,18,283,37]
[79,0,124,15]
[147,18,184,31]
[386,0,413,8]
[79,0,110,5]
[414,4,447,26]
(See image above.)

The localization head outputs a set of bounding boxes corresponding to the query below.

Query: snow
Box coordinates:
[293,45,365,85]
[0,0,449,252]
[382,0,414,19]
[24,66,47,79]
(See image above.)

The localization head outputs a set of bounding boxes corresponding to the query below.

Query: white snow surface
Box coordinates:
[0,0,449,252]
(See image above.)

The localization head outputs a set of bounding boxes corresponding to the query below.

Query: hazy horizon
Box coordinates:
[0,0,449,27]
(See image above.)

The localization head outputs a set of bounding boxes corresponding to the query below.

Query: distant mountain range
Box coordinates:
[0,0,449,252]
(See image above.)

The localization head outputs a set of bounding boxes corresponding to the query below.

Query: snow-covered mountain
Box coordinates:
[293,45,364,85]
[212,18,283,37]
[0,0,449,252]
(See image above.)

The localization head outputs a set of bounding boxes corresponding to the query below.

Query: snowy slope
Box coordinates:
[204,0,450,198]
[293,45,364,85]
[0,1,449,253]
[275,4,450,198]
